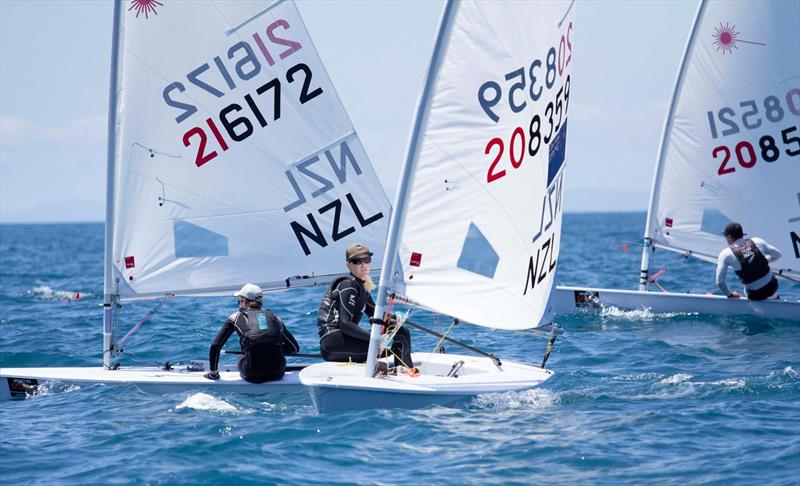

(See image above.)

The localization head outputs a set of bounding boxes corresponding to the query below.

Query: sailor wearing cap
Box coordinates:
[204,283,299,382]
[716,223,783,301]
[315,243,415,370]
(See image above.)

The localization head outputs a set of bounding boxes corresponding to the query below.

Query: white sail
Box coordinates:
[110,0,390,300]
[389,1,575,330]
[645,0,800,281]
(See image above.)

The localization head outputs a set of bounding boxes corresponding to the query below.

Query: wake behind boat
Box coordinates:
[301,0,574,411]
[1,0,392,400]
[555,0,800,320]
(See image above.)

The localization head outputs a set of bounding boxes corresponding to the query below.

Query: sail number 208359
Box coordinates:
[485,76,569,183]
[477,20,573,185]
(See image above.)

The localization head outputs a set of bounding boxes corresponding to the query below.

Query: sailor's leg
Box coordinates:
[390,327,413,369]
[320,333,369,362]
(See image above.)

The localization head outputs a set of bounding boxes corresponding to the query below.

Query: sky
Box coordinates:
[0,0,698,223]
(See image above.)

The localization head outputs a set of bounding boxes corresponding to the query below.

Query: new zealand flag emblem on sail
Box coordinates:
[548,122,567,186]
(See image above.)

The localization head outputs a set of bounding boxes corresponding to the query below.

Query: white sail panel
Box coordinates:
[111,0,390,299]
[393,1,575,330]
[647,0,800,280]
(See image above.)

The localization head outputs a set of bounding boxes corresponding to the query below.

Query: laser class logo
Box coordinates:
[712,22,766,54]
[129,0,163,19]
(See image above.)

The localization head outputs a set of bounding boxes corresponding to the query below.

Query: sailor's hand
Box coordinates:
[204,370,220,380]
[727,291,741,299]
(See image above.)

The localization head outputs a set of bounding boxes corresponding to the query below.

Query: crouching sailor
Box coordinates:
[316,243,415,372]
[716,223,783,301]
[205,283,299,383]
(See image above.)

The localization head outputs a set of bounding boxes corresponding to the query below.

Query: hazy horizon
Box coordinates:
[1,0,696,223]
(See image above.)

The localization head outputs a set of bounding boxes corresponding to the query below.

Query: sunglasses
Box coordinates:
[349,257,372,265]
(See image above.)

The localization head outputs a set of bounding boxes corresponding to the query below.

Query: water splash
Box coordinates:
[27,285,90,302]
[28,382,82,398]
[599,305,696,321]
[470,388,558,411]
[175,393,237,413]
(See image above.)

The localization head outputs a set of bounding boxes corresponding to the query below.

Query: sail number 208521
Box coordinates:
[714,126,800,176]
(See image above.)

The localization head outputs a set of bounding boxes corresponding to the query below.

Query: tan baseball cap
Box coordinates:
[346,243,373,261]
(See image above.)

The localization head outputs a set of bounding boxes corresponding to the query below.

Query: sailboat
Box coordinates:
[300,0,575,412]
[553,0,800,320]
[1,0,391,400]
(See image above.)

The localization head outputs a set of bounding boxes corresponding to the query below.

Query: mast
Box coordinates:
[103,0,124,369]
[364,0,458,378]
[639,0,707,291]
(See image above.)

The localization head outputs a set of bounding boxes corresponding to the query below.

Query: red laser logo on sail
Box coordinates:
[712,22,766,54]
[129,0,162,19]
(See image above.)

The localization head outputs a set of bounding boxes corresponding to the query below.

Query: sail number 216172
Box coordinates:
[182,64,322,167]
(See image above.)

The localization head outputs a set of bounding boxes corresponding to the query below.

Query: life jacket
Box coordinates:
[316,275,369,338]
[234,308,285,377]
[731,239,771,284]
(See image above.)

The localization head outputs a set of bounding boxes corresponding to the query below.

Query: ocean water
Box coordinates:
[1,213,798,485]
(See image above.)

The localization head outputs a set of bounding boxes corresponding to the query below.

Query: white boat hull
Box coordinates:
[0,363,305,400]
[299,352,554,413]
[553,286,800,320]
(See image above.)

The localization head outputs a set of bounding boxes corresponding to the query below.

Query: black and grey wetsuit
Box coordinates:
[209,307,299,383]
[716,237,782,301]
[731,239,771,284]
[316,274,412,367]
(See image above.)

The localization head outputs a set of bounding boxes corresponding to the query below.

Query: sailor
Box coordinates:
[204,283,299,383]
[716,223,782,301]
[316,243,415,371]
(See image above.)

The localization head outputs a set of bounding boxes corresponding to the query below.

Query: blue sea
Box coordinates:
[1,213,798,484]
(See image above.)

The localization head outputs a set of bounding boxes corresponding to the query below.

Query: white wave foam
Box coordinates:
[259,401,277,412]
[639,374,748,400]
[175,393,237,413]
[28,285,90,301]
[613,372,663,382]
[711,378,745,389]
[767,366,797,379]
[658,373,693,385]
[471,388,558,411]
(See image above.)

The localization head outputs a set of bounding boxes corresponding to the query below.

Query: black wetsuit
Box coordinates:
[209,307,299,383]
[316,274,413,368]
